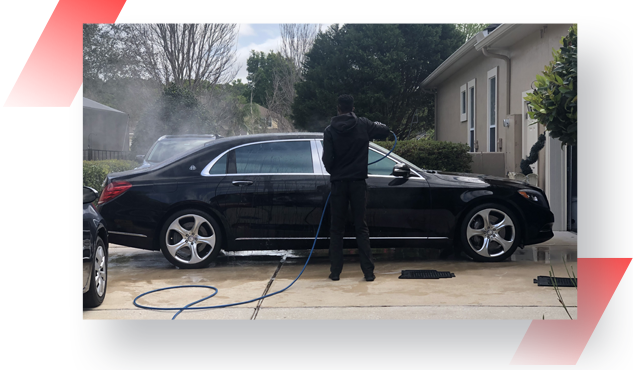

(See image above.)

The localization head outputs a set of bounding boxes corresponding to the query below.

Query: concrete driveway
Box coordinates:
[83,232,577,320]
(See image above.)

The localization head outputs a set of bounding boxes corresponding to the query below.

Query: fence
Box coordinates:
[83,149,130,161]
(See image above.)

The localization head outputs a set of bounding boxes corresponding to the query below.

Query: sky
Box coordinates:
[234,23,332,82]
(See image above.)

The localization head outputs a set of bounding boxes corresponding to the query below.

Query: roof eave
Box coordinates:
[422,24,523,88]
[421,36,479,88]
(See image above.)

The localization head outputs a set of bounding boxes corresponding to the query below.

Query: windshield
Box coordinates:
[368,142,425,172]
[146,138,213,163]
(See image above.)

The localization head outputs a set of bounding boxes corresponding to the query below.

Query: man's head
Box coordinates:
[337,94,354,115]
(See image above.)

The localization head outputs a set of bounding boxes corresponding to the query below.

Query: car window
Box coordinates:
[147,139,212,163]
[368,149,397,176]
[369,143,424,174]
[208,153,228,174]
[234,141,313,174]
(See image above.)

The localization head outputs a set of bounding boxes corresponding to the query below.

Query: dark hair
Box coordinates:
[337,94,354,113]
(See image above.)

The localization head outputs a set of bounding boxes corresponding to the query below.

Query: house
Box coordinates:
[421,24,576,232]
[254,104,293,133]
[220,104,294,136]
[83,98,130,159]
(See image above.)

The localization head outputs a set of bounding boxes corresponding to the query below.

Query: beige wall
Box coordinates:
[436,24,572,181]
[507,24,572,188]
[436,54,507,150]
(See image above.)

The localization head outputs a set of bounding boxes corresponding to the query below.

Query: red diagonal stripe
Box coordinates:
[511,258,631,365]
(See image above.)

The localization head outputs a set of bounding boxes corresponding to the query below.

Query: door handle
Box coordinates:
[231,180,254,186]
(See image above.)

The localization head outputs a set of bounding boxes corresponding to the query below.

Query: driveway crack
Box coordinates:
[251,254,287,320]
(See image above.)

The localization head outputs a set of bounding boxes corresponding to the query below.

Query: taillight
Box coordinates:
[98,181,132,205]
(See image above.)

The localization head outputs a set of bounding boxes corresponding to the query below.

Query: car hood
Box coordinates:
[425,170,538,189]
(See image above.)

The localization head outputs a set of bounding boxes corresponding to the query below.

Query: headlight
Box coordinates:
[518,189,549,208]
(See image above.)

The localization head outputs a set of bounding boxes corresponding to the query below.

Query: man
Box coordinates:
[322,94,390,281]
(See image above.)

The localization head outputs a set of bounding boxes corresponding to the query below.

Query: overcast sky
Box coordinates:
[233,23,332,82]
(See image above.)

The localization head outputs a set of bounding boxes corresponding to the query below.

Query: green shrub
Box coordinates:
[83,160,137,192]
[373,139,472,173]
[524,24,577,147]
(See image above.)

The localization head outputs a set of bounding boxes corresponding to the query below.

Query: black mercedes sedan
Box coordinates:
[83,186,108,307]
[97,133,554,269]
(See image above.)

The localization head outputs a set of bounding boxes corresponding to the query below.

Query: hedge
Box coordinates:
[83,160,138,192]
[373,139,472,173]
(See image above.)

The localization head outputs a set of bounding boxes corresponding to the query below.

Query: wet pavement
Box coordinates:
[83,231,577,320]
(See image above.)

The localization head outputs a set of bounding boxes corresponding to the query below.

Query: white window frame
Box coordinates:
[467,79,476,152]
[487,67,498,152]
[460,83,467,122]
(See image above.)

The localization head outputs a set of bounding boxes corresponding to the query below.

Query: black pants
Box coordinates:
[329,179,374,276]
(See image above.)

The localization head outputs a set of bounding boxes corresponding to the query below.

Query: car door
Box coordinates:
[364,147,432,239]
[316,141,432,240]
[213,140,329,244]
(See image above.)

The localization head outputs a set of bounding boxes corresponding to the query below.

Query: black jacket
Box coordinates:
[322,112,390,182]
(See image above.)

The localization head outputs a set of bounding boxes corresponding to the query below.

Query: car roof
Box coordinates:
[203,132,323,146]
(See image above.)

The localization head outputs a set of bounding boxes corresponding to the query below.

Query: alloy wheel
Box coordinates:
[465,208,516,258]
[165,214,216,265]
[94,244,107,297]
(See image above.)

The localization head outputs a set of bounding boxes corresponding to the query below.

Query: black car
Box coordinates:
[83,186,108,307]
[97,133,554,269]
[135,134,217,169]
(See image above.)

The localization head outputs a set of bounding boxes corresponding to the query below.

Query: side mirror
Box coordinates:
[392,163,410,178]
[135,154,145,163]
[83,186,98,204]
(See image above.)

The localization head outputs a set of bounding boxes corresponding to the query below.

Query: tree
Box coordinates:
[454,23,489,43]
[83,24,161,132]
[523,24,577,147]
[291,24,463,136]
[83,24,139,81]
[279,23,319,76]
[125,24,239,91]
[198,80,264,137]
[245,51,290,105]
[131,84,214,155]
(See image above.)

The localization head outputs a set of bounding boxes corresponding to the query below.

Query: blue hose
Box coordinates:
[133,131,397,319]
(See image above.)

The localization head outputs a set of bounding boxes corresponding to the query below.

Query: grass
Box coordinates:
[548,256,577,320]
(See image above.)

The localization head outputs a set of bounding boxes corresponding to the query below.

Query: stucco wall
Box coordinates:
[507,24,572,188]
[436,54,507,151]
[435,24,572,182]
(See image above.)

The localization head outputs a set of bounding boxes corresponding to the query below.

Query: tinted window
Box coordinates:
[234,141,313,174]
[368,149,397,176]
[208,153,228,174]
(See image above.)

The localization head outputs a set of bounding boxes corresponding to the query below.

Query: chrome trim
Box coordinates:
[201,139,317,177]
[368,174,426,181]
[235,236,448,240]
[222,173,320,177]
[309,140,324,174]
[314,139,327,174]
[109,231,148,238]
[200,152,227,176]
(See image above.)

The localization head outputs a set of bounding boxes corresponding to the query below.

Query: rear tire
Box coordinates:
[159,209,222,269]
[83,236,107,308]
[459,203,521,262]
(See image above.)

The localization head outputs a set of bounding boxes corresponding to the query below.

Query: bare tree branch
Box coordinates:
[126,24,239,90]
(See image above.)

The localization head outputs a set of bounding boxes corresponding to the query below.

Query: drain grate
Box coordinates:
[399,270,455,279]
[533,276,578,287]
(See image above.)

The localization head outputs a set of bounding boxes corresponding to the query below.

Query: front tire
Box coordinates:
[83,236,107,308]
[159,209,222,269]
[459,203,521,262]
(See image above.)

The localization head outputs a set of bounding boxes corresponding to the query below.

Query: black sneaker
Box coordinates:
[365,274,375,282]
[329,273,340,281]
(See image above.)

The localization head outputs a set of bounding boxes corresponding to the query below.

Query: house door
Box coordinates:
[522,91,538,175]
